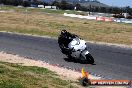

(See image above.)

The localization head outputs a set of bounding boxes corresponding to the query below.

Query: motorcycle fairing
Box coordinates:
[68,38,86,51]
[81,50,90,60]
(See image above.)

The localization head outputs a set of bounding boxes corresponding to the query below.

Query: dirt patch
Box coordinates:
[0,51,100,82]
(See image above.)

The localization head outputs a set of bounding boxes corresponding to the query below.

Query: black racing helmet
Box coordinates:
[61,30,67,35]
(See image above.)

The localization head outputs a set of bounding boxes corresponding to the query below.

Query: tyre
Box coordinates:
[86,53,94,64]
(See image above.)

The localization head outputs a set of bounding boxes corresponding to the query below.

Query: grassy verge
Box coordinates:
[0,6,81,14]
[0,6,132,45]
[0,62,76,88]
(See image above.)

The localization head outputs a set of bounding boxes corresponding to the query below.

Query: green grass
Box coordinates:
[0,5,82,15]
[0,62,77,88]
[0,6,132,45]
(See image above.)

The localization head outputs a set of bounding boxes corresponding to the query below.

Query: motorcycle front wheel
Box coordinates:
[85,53,95,64]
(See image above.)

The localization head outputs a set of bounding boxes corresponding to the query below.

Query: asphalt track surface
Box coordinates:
[0,32,132,80]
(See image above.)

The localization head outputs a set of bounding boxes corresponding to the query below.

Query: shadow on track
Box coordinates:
[64,58,96,65]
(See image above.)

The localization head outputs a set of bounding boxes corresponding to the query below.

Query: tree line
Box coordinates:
[0,0,132,16]
[0,0,48,7]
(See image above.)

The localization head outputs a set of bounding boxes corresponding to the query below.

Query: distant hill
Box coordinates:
[70,0,109,7]
[80,1,109,8]
[42,0,109,7]
[23,0,109,7]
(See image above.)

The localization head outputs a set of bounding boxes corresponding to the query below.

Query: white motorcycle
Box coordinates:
[68,38,94,64]
[58,30,94,64]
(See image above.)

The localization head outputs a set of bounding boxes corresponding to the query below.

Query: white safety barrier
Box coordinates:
[64,13,132,23]
[113,18,132,23]
[64,13,96,20]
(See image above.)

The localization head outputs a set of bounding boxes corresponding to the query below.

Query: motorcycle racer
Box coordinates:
[58,30,78,55]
